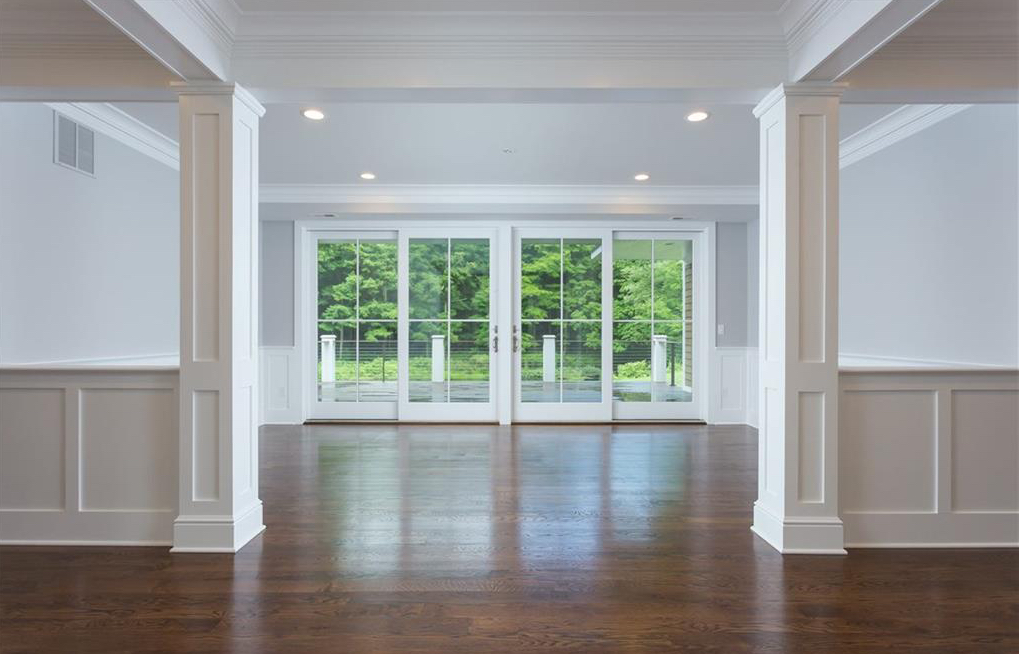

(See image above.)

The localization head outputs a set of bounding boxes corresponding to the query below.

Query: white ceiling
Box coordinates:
[259,103,759,186]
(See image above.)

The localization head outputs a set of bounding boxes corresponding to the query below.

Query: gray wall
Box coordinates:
[715,222,751,347]
[260,221,295,346]
[840,104,1019,366]
[0,103,179,364]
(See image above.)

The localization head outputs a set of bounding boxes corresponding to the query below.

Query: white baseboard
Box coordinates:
[752,502,847,554]
[259,346,302,425]
[171,502,265,553]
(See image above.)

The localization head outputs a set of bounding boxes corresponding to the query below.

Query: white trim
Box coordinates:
[3,352,179,368]
[708,346,752,425]
[261,184,759,207]
[45,102,179,170]
[171,503,265,553]
[751,502,847,555]
[839,104,972,169]
[837,351,1010,371]
[259,346,302,424]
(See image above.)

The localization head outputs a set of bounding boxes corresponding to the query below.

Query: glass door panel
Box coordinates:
[612,235,699,419]
[310,233,398,419]
[514,230,611,421]
[399,231,497,421]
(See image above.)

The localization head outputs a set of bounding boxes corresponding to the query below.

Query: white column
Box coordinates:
[320,335,336,383]
[752,83,845,555]
[542,334,556,383]
[651,335,668,383]
[431,335,445,382]
[173,83,265,553]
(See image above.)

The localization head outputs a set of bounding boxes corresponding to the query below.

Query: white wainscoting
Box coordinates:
[839,368,1019,548]
[259,346,302,425]
[0,367,179,545]
[709,346,757,426]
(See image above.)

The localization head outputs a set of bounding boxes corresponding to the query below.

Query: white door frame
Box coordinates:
[512,227,613,422]
[397,228,500,422]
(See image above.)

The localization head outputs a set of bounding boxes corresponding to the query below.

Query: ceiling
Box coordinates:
[260,103,759,186]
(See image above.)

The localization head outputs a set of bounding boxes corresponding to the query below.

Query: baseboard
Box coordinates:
[752,502,847,554]
[842,512,1019,548]
[171,502,265,553]
[0,509,174,546]
[0,539,171,546]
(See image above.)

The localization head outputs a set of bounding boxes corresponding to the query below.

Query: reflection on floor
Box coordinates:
[318,381,693,403]
[1,424,1016,653]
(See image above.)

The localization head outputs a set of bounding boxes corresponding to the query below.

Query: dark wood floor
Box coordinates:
[2,424,1017,653]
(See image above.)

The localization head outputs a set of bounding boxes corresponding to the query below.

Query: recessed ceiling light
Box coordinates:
[686,111,709,122]
[302,108,325,121]
[360,172,376,180]
[634,173,650,181]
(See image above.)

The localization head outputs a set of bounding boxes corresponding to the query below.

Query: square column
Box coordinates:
[173,83,265,552]
[751,83,846,554]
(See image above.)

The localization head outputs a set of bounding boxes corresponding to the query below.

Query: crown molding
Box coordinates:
[780,0,851,57]
[259,184,759,206]
[839,104,971,169]
[44,102,180,170]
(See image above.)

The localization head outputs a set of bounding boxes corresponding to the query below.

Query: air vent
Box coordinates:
[53,112,95,176]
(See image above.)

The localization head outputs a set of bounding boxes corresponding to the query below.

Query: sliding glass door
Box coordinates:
[309,232,399,419]
[513,229,612,421]
[612,233,699,420]
[398,230,499,421]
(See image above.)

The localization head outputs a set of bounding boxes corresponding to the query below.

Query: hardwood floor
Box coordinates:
[2,423,1017,653]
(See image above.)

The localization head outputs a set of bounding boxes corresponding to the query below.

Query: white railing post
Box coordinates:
[431,334,445,382]
[542,334,557,382]
[320,335,336,383]
[651,334,668,383]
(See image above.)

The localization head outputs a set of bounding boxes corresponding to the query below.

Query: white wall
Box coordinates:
[715,222,750,348]
[840,105,1019,367]
[0,103,179,364]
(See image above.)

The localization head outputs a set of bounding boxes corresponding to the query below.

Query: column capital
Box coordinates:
[171,81,265,117]
[753,82,848,119]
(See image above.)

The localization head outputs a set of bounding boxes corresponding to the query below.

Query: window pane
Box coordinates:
[613,240,652,320]
[450,239,489,320]
[520,239,561,321]
[409,239,448,320]
[563,239,601,319]
[318,321,356,402]
[520,320,561,402]
[449,321,489,403]
[358,240,397,320]
[563,322,600,402]
[357,321,397,402]
[653,240,690,321]
[613,320,651,402]
[318,241,357,321]
[409,321,447,402]
[651,323,690,403]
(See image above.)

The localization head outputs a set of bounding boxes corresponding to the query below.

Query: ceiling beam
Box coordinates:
[83,0,230,81]
[784,0,944,82]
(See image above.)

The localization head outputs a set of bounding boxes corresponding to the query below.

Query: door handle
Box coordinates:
[492,326,498,353]
[512,325,519,352]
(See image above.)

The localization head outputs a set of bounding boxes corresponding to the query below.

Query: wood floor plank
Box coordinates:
[1,424,1017,653]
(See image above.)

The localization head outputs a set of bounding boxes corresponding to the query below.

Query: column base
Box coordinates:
[170,501,265,553]
[752,501,846,554]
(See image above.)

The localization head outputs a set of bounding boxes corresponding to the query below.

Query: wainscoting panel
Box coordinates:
[839,369,1019,547]
[0,368,178,545]
[260,346,302,424]
[709,347,753,425]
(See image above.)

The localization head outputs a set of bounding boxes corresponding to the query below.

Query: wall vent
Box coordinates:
[53,112,95,176]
